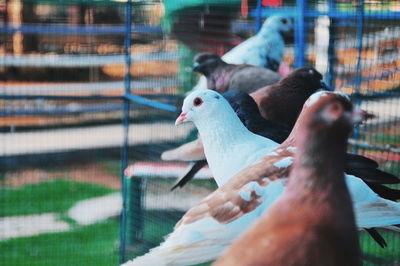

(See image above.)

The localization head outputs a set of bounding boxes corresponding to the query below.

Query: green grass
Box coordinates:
[0,219,119,266]
[1,171,399,266]
[360,230,400,265]
[1,179,119,266]
[0,179,115,217]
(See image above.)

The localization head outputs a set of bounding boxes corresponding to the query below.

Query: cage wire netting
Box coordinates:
[0,0,399,266]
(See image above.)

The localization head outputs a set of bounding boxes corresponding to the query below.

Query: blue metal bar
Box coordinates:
[124,93,177,113]
[294,0,306,67]
[352,0,365,154]
[250,9,400,19]
[326,0,336,90]
[255,0,263,32]
[350,91,400,100]
[119,0,132,263]
[0,93,182,102]
[0,23,162,35]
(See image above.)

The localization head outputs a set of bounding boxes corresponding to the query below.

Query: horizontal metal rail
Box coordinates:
[0,103,123,116]
[0,23,163,35]
[349,139,400,154]
[0,79,178,94]
[250,8,400,19]
[0,93,178,114]
[124,93,177,113]
[1,52,180,67]
[350,91,400,100]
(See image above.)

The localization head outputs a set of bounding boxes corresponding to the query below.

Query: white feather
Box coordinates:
[182,90,278,186]
[346,174,400,228]
[123,175,400,265]
[123,179,287,266]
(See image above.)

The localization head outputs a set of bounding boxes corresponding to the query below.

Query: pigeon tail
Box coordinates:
[364,183,400,201]
[171,160,208,190]
[365,228,387,248]
[121,247,167,266]
[161,139,205,162]
[354,197,400,229]
[121,245,217,266]
[122,220,232,266]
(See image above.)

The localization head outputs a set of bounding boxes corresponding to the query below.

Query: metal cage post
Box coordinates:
[119,0,144,264]
[326,0,337,90]
[255,0,263,32]
[295,0,306,67]
[352,0,365,153]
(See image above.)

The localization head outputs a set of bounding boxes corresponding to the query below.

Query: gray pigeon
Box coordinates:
[192,52,281,94]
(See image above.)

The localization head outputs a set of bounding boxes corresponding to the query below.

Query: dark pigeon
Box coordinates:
[192,52,281,94]
[250,66,330,128]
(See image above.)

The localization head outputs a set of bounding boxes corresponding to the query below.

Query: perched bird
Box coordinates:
[170,90,291,190]
[174,90,279,186]
[214,89,362,266]
[222,15,293,70]
[163,67,326,163]
[192,15,293,91]
[122,92,400,266]
[250,67,330,127]
[192,53,281,94]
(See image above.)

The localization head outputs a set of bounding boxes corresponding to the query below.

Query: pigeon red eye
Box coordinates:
[193,97,203,107]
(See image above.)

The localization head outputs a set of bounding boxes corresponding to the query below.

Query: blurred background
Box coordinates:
[0,0,399,265]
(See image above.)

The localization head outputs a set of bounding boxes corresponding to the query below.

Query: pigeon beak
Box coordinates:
[352,107,376,124]
[175,112,187,125]
[192,62,200,72]
[320,80,333,91]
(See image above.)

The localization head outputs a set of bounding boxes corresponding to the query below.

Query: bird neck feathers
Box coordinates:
[195,109,251,148]
[257,26,282,39]
[286,125,348,194]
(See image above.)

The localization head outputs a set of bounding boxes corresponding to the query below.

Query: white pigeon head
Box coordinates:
[175,90,228,125]
[259,15,293,37]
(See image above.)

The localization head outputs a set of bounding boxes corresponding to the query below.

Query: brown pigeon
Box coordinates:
[214,91,363,266]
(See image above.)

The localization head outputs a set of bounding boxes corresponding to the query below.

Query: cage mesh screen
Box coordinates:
[1,1,399,266]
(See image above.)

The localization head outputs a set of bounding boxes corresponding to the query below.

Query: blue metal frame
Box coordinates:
[352,0,365,154]
[251,0,400,89]
[255,0,263,32]
[119,0,132,263]
[294,0,306,68]
[250,8,400,19]
[326,0,337,90]
[2,1,400,264]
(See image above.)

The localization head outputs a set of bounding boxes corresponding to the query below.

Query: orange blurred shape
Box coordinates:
[102,61,178,78]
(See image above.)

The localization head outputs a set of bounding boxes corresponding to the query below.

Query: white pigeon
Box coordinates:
[122,91,400,266]
[175,90,278,186]
[192,15,293,91]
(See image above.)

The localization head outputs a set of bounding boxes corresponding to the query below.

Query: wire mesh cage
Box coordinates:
[0,0,399,266]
